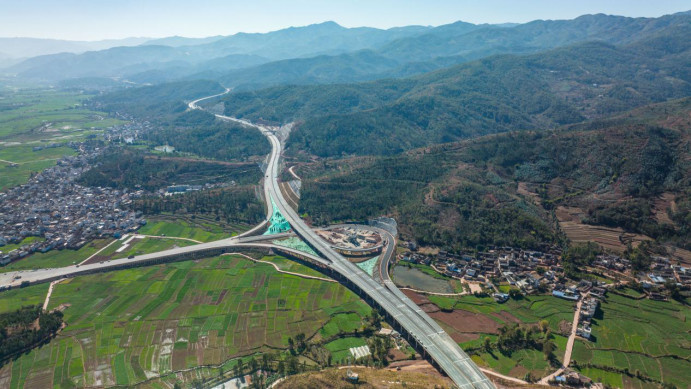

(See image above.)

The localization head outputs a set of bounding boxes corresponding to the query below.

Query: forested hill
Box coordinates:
[213,12,691,90]
[90,80,270,161]
[220,24,691,157]
[8,13,690,88]
[298,98,690,252]
[93,80,225,116]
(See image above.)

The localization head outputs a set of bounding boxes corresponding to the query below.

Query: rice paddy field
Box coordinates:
[0,239,113,273]
[570,293,691,388]
[432,294,575,334]
[0,255,370,388]
[420,294,575,380]
[323,337,368,363]
[0,88,125,191]
[137,216,247,242]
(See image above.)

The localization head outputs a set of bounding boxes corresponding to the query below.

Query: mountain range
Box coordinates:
[5,12,690,89]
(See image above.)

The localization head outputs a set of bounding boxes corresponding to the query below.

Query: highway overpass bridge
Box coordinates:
[0,91,495,389]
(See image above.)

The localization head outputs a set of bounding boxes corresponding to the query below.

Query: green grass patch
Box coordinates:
[0,283,49,314]
[324,337,367,363]
[112,237,196,259]
[0,239,112,272]
[0,255,370,387]
[0,236,46,253]
[570,293,691,387]
[137,217,231,242]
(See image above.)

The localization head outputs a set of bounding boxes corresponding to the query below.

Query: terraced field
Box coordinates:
[0,255,370,388]
[410,292,575,380]
[570,294,691,388]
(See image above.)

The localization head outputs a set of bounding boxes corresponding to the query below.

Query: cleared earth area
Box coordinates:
[0,255,371,388]
[275,366,452,388]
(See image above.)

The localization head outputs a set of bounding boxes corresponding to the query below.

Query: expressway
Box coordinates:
[1,91,494,388]
[180,91,493,388]
[0,238,330,287]
[192,91,493,388]
[257,125,494,389]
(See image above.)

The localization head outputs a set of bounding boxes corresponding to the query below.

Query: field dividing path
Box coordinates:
[288,165,301,180]
[223,253,336,283]
[539,296,584,384]
[42,279,64,311]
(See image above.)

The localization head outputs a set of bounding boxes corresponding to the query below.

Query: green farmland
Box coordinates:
[0,255,370,388]
[570,293,691,388]
[433,294,575,334]
[0,239,113,273]
[427,294,575,380]
[433,292,691,386]
[137,215,244,242]
[0,88,125,191]
[324,337,368,363]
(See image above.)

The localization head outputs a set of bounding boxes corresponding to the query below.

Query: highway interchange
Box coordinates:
[0,91,494,389]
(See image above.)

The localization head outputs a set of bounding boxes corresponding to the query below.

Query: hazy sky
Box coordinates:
[1,0,690,40]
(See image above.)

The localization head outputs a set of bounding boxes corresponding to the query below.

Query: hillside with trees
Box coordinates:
[221,24,691,157]
[298,98,690,252]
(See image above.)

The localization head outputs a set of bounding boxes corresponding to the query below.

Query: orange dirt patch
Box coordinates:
[558,221,652,253]
[401,290,430,305]
[665,245,691,265]
[402,290,440,313]
[429,309,503,335]
[555,206,585,223]
[652,193,677,225]
[491,311,522,325]
[450,332,482,343]
[517,182,541,205]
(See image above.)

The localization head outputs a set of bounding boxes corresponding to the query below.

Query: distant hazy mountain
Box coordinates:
[379,12,691,63]
[192,21,430,60]
[201,12,691,91]
[217,22,691,157]
[6,22,430,81]
[0,37,150,58]
[6,12,690,86]
[142,35,225,47]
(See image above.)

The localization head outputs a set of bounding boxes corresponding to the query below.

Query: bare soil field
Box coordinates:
[275,366,453,389]
[556,206,652,252]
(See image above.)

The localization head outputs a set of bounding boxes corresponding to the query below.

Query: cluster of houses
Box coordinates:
[400,245,561,293]
[592,253,630,273]
[593,253,691,287]
[647,256,691,286]
[0,145,146,266]
[102,112,151,145]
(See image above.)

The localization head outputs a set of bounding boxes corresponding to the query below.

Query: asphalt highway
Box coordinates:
[232,112,493,388]
[0,91,494,389]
